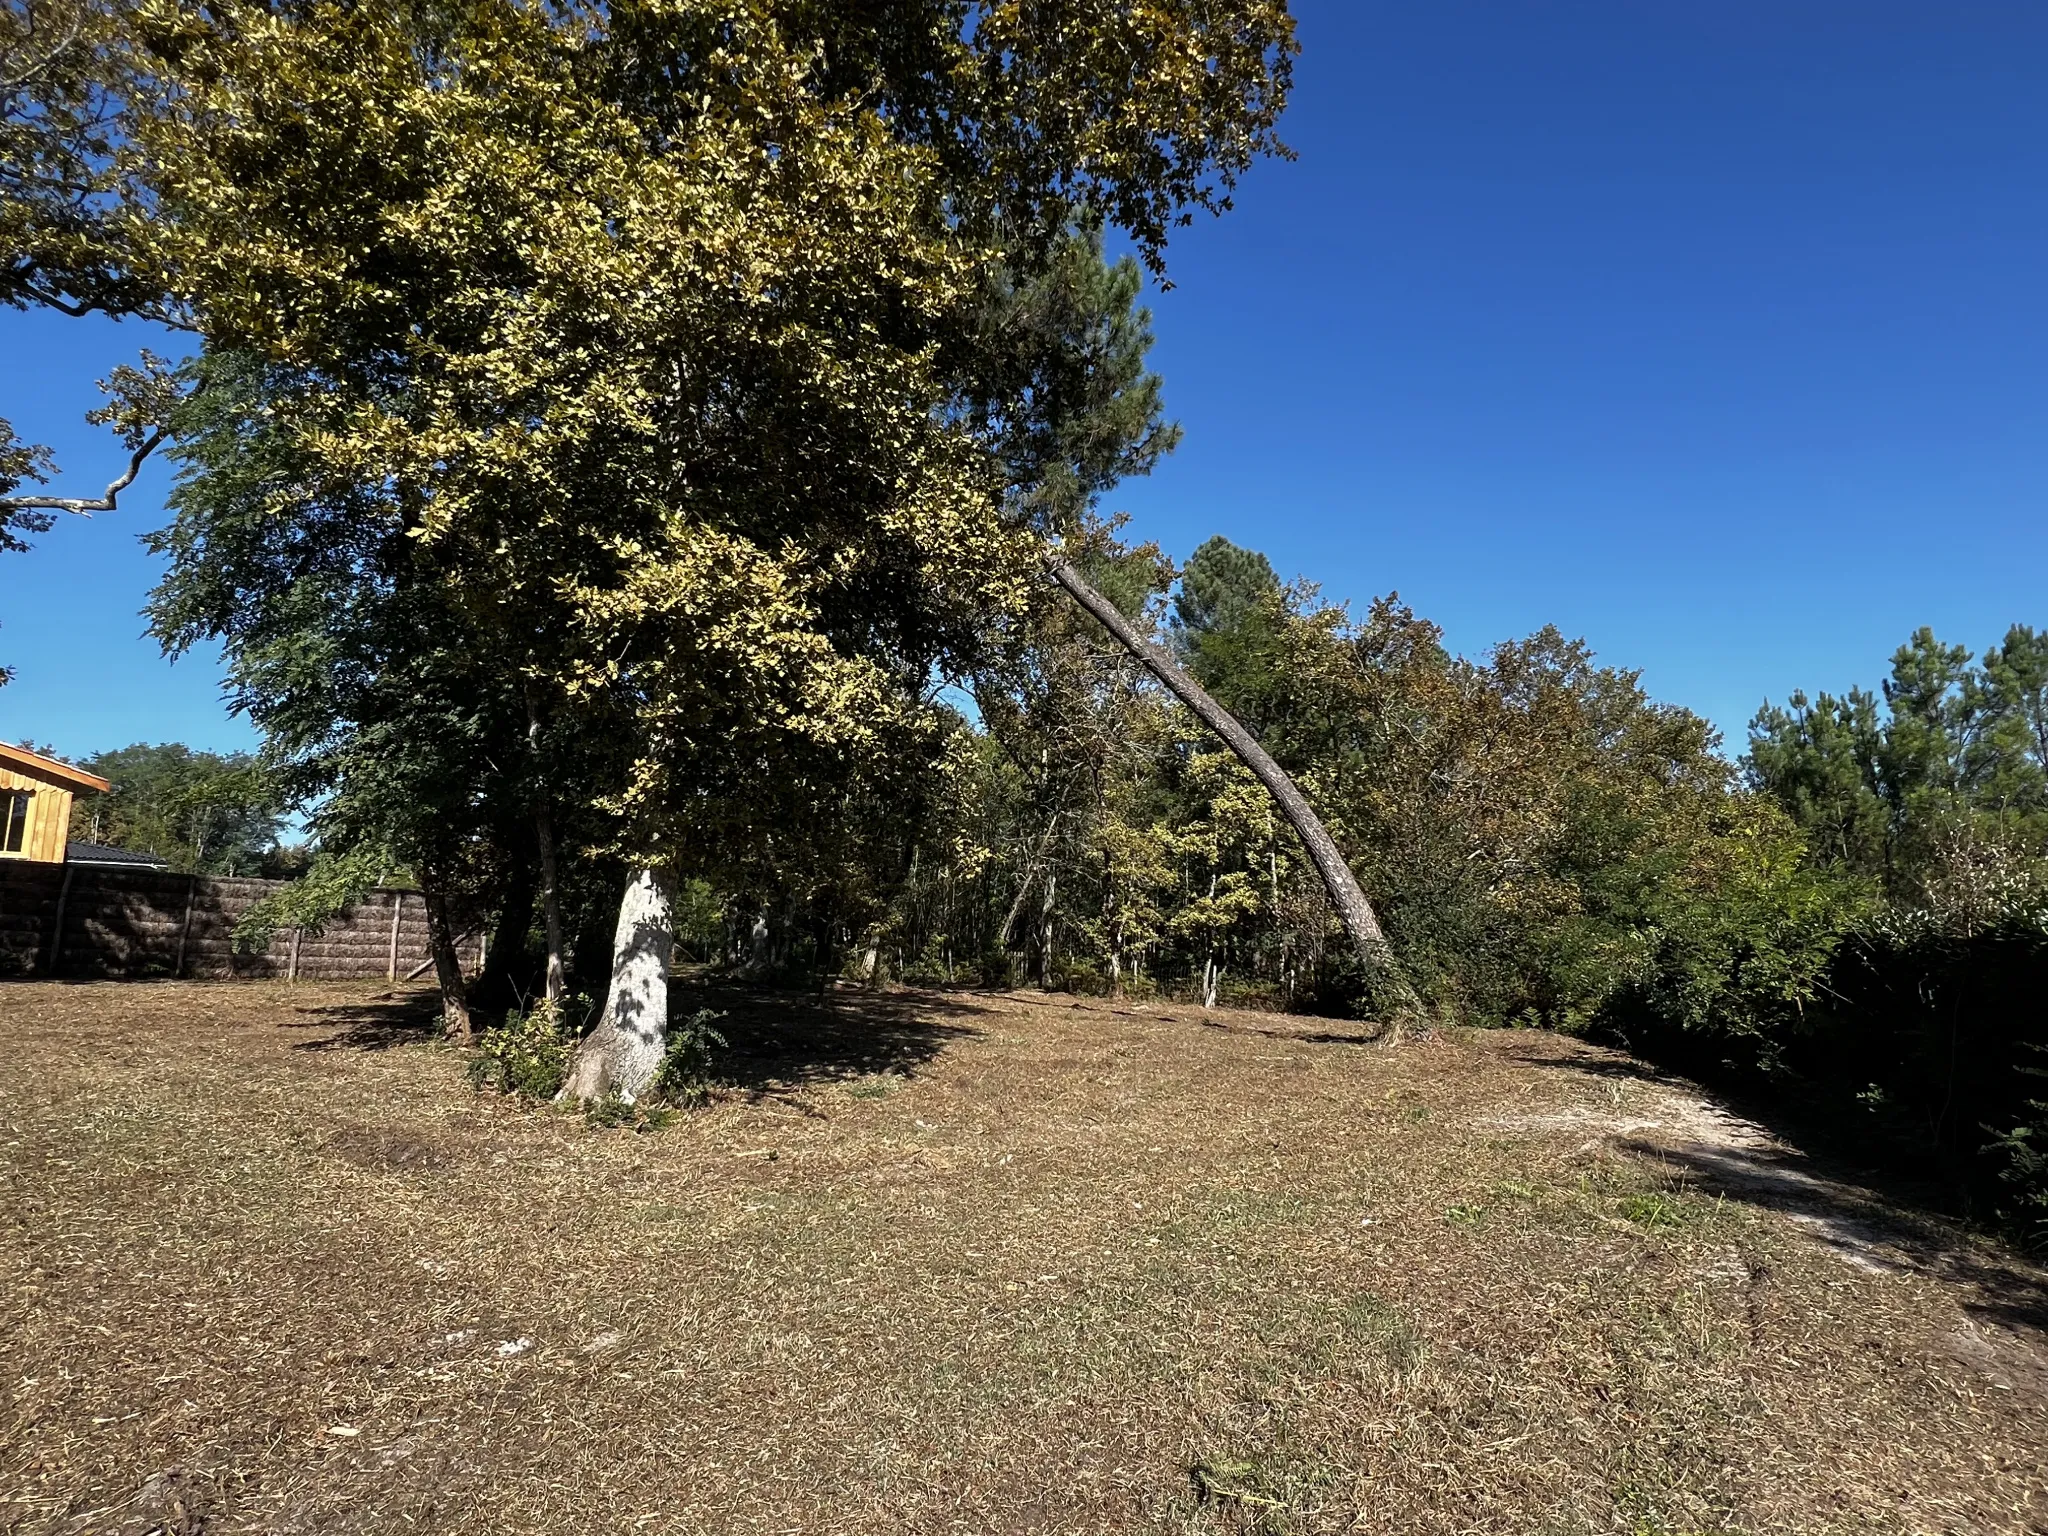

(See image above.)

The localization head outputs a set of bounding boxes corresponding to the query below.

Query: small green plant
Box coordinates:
[1619,1193,1684,1230]
[651,1007,728,1107]
[1189,1439,1339,1531]
[1443,1201,1487,1226]
[470,997,578,1100]
[582,1093,676,1132]
[844,1075,898,1100]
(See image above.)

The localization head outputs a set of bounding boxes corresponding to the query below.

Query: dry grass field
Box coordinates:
[3,979,2046,1535]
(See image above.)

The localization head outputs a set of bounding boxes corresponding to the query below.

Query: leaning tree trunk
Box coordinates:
[559,866,675,1103]
[1045,555,1419,1013]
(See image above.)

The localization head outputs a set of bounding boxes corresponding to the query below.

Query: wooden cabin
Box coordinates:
[0,742,111,864]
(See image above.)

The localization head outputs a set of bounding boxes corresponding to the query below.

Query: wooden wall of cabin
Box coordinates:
[0,765,74,864]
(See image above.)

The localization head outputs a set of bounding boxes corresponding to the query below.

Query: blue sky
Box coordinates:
[3,0,2045,760]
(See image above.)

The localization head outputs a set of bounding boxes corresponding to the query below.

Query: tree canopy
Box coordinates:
[75,740,283,873]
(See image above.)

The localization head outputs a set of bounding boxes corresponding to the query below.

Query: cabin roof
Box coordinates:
[0,741,111,793]
[64,840,171,869]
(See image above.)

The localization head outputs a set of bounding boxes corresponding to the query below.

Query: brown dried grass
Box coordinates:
[2,979,2045,1534]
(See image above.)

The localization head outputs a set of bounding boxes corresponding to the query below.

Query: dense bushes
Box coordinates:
[1819,917,2048,1189]
[1752,882,2048,1228]
[1733,631,2048,1229]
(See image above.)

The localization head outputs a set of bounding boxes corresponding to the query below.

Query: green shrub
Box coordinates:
[1989,1049,2048,1246]
[470,997,578,1100]
[651,1006,728,1107]
[1618,1193,1685,1230]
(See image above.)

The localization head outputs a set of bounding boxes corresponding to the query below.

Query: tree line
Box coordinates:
[26,740,288,875]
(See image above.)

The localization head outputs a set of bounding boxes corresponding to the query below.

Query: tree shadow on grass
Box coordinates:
[281,990,444,1052]
[274,976,983,1081]
[1209,1019,1387,1047]
[1502,1043,2048,1353]
[688,980,984,1103]
[1533,1043,1970,1189]
[985,985,1389,1046]
[1497,1041,1693,1085]
[1622,1135,2048,1353]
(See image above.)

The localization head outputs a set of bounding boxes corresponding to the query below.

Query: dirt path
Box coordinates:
[3,981,2044,1534]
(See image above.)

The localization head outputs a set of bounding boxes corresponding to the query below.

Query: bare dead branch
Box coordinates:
[0,426,163,513]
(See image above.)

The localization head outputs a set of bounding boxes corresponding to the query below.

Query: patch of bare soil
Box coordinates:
[2,980,2045,1535]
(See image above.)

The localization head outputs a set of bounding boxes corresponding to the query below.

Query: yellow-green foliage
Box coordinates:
[8,0,1299,897]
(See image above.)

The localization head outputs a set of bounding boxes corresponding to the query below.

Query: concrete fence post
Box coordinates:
[44,864,75,977]
[387,891,404,982]
[174,874,198,979]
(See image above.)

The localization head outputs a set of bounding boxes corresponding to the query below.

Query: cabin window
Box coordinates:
[1,789,28,853]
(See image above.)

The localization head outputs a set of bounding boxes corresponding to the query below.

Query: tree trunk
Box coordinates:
[524,687,571,1008]
[1046,555,1417,1012]
[560,866,675,1103]
[420,879,473,1040]
[1104,859,1124,1000]
[999,809,1062,949]
[1200,873,1218,1010]
[470,857,536,1019]
[1037,866,1057,990]
[535,808,568,1006]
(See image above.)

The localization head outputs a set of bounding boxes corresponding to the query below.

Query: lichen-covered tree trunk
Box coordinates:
[1046,556,1419,1013]
[559,866,675,1102]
